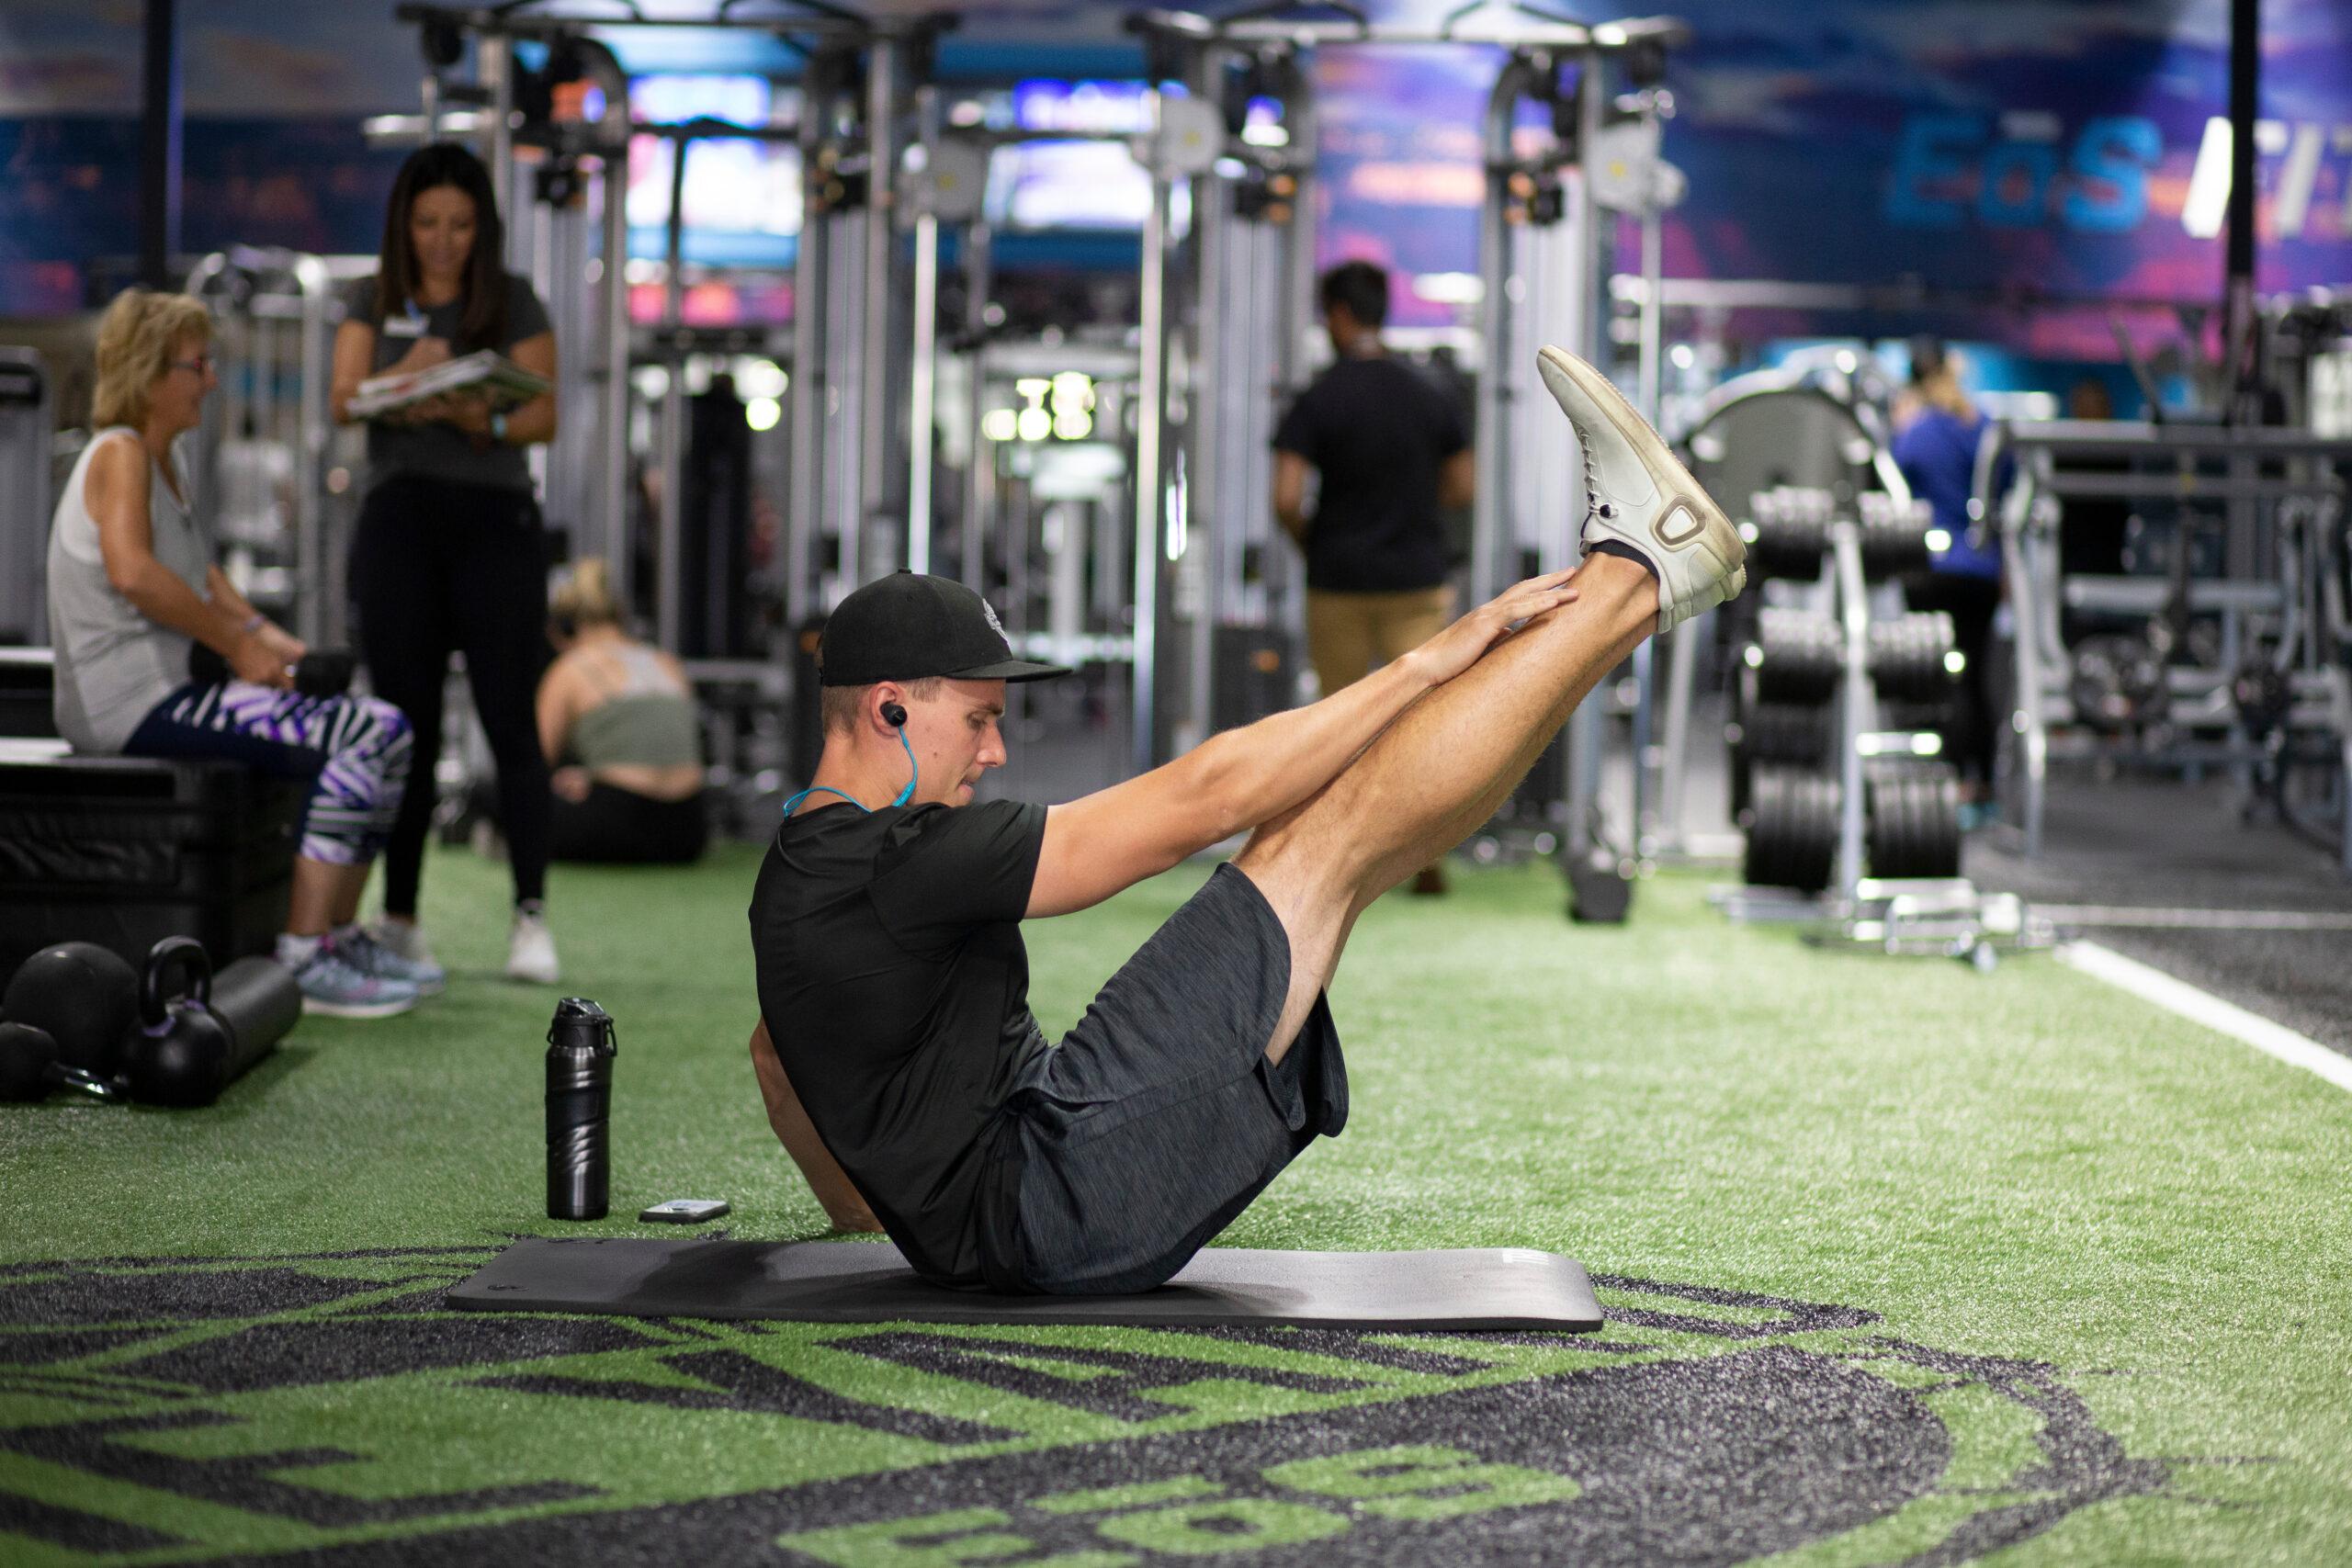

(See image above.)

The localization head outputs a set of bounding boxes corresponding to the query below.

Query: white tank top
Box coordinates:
[46,428,210,753]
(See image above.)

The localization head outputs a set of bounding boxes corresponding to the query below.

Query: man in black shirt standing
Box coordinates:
[748,347,1745,1295]
[1273,260,1474,893]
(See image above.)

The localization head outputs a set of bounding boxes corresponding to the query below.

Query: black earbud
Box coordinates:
[881,701,908,728]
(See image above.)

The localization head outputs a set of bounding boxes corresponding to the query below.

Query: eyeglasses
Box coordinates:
[168,355,215,377]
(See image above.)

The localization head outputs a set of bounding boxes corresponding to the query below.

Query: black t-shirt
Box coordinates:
[341,272,551,495]
[1272,355,1471,592]
[748,797,1049,1286]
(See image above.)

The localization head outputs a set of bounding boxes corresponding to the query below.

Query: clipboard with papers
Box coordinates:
[346,350,550,418]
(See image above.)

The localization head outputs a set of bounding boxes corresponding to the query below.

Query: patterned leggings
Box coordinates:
[124,682,413,865]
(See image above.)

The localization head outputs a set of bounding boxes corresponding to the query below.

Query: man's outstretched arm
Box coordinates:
[749,1021,883,1233]
[1027,569,1583,918]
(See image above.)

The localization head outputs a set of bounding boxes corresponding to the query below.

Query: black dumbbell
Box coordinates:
[1744,767,1839,892]
[0,1021,124,1102]
[1748,609,1842,705]
[1858,493,1934,582]
[1870,612,1960,703]
[188,645,356,698]
[1741,488,1833,580]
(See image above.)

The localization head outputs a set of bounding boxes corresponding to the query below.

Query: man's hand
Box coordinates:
[749,1021,883,1234]
[1400,568,1582,688]
[551,765,593,804]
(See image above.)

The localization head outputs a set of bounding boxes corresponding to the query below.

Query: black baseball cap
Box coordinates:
[817,570,1070,686]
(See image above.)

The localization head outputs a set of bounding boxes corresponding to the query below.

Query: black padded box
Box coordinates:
[0,741,303,977]
[0,649,58,739]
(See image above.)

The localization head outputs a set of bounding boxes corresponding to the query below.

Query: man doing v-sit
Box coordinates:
[747,347,1747,1294]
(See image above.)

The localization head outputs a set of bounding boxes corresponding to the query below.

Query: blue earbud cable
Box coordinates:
[780,726,918,818]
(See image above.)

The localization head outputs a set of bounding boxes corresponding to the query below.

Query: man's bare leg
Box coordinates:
[1234,553,1659,1062]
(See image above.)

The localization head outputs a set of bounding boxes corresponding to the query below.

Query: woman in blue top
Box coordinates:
[1891,340,2005,809]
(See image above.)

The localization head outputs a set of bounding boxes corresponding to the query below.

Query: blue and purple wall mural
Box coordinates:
[1315,0,2352,352]
[2,0,2346,361]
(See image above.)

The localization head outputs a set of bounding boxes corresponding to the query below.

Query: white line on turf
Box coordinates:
[2041,904,2352,931]
[2056,941,2352,1094]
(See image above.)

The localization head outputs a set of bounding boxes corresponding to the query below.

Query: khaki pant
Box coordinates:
[1305,584,1456,698]
[1306,585,1457,886]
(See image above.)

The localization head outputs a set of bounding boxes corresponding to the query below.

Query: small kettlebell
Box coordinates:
[124,938,232,1108]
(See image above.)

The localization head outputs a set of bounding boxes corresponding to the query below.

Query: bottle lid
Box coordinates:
[547,997,617,1055]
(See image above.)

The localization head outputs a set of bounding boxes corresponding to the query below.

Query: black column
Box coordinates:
[2223,0,2260,418]
[139,0,183,289]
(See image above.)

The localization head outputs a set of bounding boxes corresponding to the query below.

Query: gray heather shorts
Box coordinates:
[986,863,1350,1295]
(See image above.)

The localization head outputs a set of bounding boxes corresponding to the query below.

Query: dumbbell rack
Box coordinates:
[1713,502,2053,968]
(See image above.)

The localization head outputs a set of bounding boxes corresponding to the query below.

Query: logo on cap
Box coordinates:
[980,597,1006,639]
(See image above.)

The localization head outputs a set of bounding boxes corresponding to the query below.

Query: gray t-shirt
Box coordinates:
[47,429,209,753]
[343,273,551,495]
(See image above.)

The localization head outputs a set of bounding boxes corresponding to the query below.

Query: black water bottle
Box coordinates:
[545,998,617,1220]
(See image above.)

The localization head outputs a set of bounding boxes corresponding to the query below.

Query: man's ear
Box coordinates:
[870,683,905,732]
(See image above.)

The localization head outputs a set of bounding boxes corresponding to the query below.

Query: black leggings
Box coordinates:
[351,474,551,915]
[551,781,709,864]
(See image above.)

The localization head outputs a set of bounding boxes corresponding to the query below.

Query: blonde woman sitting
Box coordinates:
[536,559,708,864]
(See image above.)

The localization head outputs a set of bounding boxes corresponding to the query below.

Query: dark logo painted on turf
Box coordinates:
[0,1247,2219,1564]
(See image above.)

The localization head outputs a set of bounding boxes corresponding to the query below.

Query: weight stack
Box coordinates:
[1211,626,1295,734]
[787,615,827,791]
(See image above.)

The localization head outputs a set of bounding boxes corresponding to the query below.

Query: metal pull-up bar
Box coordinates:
[1129,4,1687,51]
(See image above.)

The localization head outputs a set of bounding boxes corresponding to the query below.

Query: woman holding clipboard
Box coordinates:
[332,142,562,987]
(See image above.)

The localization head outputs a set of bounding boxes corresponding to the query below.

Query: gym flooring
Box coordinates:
[4,837,2349,1564]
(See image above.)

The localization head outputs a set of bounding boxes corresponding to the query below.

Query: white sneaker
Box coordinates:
[1537,344,1747,633]
[506,909,560,985]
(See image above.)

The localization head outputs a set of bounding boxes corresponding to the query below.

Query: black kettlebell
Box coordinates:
[123,938,232,1109]
[0,1021,124,1102]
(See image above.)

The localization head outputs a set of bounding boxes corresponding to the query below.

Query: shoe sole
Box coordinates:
[302,993,419,1020]
[1536,345,1747,592]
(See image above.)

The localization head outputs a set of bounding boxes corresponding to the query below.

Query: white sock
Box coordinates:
[277,932,322,968]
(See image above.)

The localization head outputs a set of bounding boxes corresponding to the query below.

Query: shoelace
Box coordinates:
[1574,421,1622,536]
[305,949,379,990]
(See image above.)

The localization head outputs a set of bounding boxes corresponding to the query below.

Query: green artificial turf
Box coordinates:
[3,843,2349,1565]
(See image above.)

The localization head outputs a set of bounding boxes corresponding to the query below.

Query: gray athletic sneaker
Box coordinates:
[1536,344,1746,633]
[291,944,421,1019]
[339,926,447,996]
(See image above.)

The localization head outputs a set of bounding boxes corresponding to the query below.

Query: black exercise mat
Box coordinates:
[447,1236,1604,1331]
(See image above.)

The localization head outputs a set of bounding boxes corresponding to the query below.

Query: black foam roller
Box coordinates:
[211,957,302,1081]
